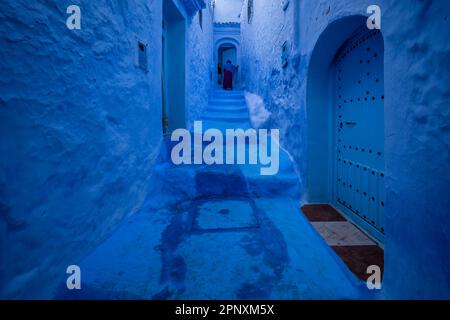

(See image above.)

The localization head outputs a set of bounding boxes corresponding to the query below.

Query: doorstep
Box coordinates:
[301,204,384,282]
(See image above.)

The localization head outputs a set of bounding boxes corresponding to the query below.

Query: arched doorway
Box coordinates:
[306,16,385,243]
[214,37,240,89]
[217,43,237,86]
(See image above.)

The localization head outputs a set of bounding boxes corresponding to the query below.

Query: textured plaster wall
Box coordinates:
[240,0,303,188]
[214,0,243,23]
[380,0,450,299]
[186,7,214,128]
[240,0,450,298]
[0,0,163,298]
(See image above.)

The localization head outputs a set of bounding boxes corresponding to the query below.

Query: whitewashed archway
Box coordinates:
[213,23,241,89]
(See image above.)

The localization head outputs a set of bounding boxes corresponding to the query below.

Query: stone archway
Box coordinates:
[214,37,240,88]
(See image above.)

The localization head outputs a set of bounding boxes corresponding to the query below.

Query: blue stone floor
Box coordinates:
[59,90,369,299]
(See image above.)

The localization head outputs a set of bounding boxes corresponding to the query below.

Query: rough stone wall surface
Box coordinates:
[380,0,450,299]
[214,0,243,23]
[187,7,214,128]
[0,0,163,298]
[240,0,450,298]
[240,0,303,188]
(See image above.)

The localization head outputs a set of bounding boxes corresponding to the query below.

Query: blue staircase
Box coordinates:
[202,90,251,131]
[59,90,365,300]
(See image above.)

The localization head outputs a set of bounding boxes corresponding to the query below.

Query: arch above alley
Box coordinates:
[213,22,241,88]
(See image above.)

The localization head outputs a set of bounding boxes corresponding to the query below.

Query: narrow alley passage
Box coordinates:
[2,0,449,301]
[60,90,365,299]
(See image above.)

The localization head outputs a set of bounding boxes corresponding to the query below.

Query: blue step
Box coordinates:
[204,110,248,117]
[202,90,250,127]
[206,106,248,114]
[209,99,246,106]
[202,114,249,122]
[201,119,252,132]
[212,92,244,99]
[212,95,244,101]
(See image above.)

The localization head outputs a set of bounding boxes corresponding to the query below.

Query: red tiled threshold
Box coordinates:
[301,204,346,221]
[300,204,384,282]
[331,245,384,282]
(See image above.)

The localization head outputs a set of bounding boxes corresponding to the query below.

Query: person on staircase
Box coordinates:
[223,60,238,91]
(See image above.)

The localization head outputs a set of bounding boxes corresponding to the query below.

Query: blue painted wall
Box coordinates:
[0,0,164,298]
[240,0,450,298]
[0,0,212,298]
[0,0,449,299]
[240,0,305,191]
[214,0,242,23]
[186,6,214,128]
